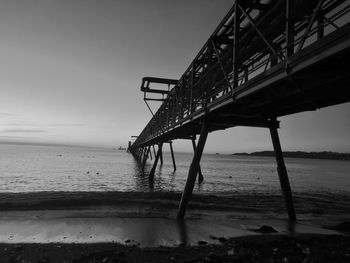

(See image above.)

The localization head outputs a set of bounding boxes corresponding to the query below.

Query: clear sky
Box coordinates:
[0,0,349,153]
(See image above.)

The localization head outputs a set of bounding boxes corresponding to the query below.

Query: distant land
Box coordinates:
[233,151,350,161]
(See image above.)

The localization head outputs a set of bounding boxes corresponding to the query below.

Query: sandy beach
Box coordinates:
[0,191,349,262]
[1,234,350,262]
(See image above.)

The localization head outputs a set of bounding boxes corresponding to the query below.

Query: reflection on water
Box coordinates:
[0,208,337,246]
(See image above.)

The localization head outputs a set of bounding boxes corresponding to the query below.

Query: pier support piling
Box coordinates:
[139,147,144,162]
[177,121,209,219]
[169,141,176,171]
[141,147,145,162]
[152,145,156,158]
[142,147,148,163]
[269,123,296,222]
[141,146,150,171]
[149,142,163,182]
[149,148,153,160]
[191,137,204,183]
[138,148,142,161]
[159,146,163,165]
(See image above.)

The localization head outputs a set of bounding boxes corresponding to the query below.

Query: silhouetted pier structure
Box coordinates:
[129,0,350,221]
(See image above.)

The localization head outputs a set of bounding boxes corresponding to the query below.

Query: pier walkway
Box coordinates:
[129,0,350,220]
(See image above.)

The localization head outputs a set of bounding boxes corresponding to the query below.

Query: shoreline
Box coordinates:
[0,191,349,216]
[0,191,348,242]
[0,208,342,245]
[0,191,349,262]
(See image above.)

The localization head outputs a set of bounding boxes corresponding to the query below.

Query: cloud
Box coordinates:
[4,122,84,128]
[1,128,45,133]
[49,123,85,127]
[0,112,17,117]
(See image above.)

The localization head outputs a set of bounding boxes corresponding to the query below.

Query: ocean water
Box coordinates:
[0,143,349,246]
[0,143,349,195]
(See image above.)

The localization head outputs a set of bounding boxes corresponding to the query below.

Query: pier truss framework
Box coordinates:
[129,0,350,221]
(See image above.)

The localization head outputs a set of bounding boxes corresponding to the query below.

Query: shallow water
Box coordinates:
[0,143,349,195]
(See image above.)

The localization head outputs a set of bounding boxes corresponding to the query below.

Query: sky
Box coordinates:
[0,0,349,153]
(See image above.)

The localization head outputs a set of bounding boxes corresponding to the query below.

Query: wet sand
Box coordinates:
[0,208,340,246]
[0,191,349,262]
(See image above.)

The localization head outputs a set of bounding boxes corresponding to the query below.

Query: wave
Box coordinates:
[0,191,349,217]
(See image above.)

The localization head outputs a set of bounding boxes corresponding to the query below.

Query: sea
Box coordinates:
[0,143,349,245]
[0,143,349,195]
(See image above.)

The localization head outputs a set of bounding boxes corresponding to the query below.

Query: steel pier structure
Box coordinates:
[129,0,350,221]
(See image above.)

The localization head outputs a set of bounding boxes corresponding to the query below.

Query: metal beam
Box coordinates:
[297,0,324,52]
[286,0,295,58]
[269,122,296,222]
[177,121,209,219]
[159,143,163,165]
[141,146,151,171]
[169,141,176,171]
[238,4,280,59]
[149,147,153,160]
[152,145,156,158]
[142,77,178,87]
[232,0,239,94]
[144,98,166,102]
[191,137,204,183]
[211,40,232,91]
[149,143,163,183]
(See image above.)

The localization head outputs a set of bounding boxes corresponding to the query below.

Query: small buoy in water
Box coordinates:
[229,176,232,179]
[86,171,90,174]
[96,172,99,175]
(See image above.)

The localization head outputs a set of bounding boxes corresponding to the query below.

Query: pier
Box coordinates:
[129,0,350,221]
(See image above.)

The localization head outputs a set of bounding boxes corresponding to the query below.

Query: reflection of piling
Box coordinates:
[177,219,188,246]
[287,220,296,234]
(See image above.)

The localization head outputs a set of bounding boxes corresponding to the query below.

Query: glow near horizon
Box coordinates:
[0,0,349,153]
